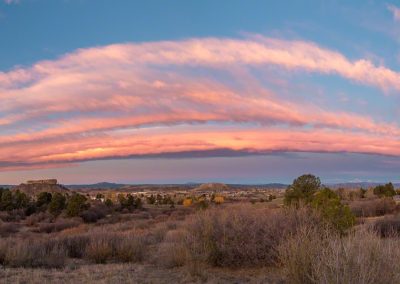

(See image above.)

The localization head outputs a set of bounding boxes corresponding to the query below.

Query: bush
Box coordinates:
[349,198,396,217]
[3,239,66,268]
[84,232,117,263]
[311,188,355,234]
[184,204,322,267]
[115,235,146,263]
[80,204,108,223]
[372,215,400,237]
[279,228,400,284]
[157,229,188,268]
[36,218,80,233]
[57,234,90,258]
[0,222,19,237]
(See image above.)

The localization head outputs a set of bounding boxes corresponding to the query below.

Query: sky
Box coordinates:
[0,0,400,184]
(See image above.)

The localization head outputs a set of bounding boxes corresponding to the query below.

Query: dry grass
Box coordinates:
[348,198,396,217]
[1,238,66,268]
[279,227,400,284]
[183,204,322,267]
[3,201,400,283]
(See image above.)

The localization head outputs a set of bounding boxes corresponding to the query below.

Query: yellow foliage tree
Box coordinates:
[183,198,193,207]
[214,196,224,204]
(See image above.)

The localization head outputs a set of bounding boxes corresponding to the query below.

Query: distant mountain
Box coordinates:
[66,182,127,190]
[329,182,400,189]
[230,183,288,189]
[0,185,13,189]
[60,181,400,191]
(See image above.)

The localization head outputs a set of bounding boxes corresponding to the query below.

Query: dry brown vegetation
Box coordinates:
[2,180,400,283]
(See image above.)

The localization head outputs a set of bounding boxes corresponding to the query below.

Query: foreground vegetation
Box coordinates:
[1,175,400,283]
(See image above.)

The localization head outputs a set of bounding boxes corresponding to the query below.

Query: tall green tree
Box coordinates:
[36,192,52,208]
[373,183,396,198]
[284,174,322,206]
[49,192,66,216]
[0,190,13,211]
[66,193,88,217]
[13,190,29,209]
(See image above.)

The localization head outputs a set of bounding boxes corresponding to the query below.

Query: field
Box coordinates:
[1,177,400,283]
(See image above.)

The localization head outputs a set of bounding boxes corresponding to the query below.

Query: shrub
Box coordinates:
[84,232,116,263]
[278,226,328,284]
[0,222,19,237]
[157,229,188,268]
[36,218,80,233]
[57,234,90,258]
[115,235,146,263]
[348,198,396,217]
[372,215,400,237]
[183,198,192,207]
[279,228,400,284]
[4,239,66,268]
[184,204,322,267]
[213,196,224,204]
[80,204,108,223]
[311,188,355,234]
[25,211,53,226]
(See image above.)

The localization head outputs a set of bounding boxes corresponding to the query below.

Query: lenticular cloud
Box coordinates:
[0,35,399,170]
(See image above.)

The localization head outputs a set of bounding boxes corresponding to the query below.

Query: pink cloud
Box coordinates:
[0,36,399,170]
[4,0,19,4]
[388,4,400,22]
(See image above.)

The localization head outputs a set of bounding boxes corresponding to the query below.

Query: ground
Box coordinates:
[0,264,285,284]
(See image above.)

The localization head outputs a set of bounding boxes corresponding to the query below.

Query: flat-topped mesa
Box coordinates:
[13,179,68,197]
[26,179,58,185]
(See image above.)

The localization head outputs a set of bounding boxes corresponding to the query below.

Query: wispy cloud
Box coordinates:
[0,35,399,170]
[3,0,19,4]
[387,4,400,22]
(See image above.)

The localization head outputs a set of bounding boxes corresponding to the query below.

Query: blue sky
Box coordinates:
[0,0,399,184]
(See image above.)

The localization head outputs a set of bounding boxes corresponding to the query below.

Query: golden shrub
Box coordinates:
[214,196,224,204]
[183,198,193,207]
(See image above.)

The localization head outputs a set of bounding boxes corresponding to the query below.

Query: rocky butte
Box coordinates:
[12,179,69,197]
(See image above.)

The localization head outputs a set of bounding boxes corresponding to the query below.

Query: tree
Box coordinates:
[183,198,192,207]
[66,193,88,217]
[0,190,13,211]
[311,188,355,234]
[214,196,224,204]
[284,174,322,206]
[95,193,104,200]
[13,190,29,209]
[36,192,52,208]
[105,198,113,207]
[118,194,142,210]
[48,192,66,216]
[373,183,396,198]
[146,195,156,205]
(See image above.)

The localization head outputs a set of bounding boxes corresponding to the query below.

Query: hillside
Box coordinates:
[193,183,230,192]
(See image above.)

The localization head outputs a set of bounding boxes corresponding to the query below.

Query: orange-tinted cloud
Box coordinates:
[0,36,399,170]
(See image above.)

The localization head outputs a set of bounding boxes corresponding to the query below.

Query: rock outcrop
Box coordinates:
[12,179,69,197]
